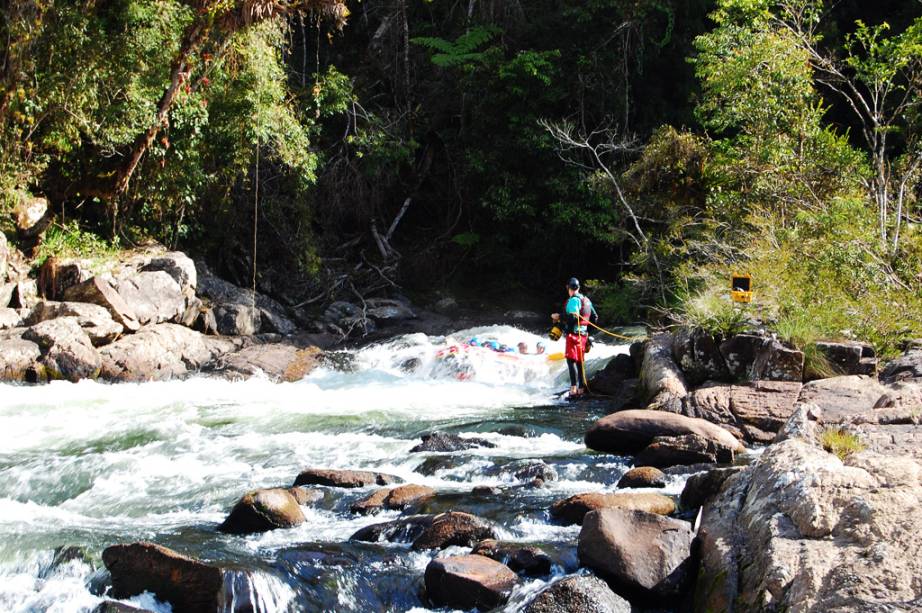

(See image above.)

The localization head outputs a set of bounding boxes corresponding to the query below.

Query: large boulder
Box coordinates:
[588,353,637,396]
[112,271,185,327]
[524,575,632,613]
[635,433,737,468]
[26,301,123,346]
[719,334,804,381]
[880,348,922,383]
[797,375,887,422]
[138,251,197,297]
[683,380,802,443]
[695,431,922,612]
[410,431,496,452]
[679,466,744,509]
[209,343,322,382]
[0,332,41,381]
[98,323,237,382]
[350,514,434,544]
[471,540,553,576]
[585,409,744,455]
[0,307,21,330]
[219,488,305,534]
[293,468,401,488]
[102,542,225,612]
[617,466,667,489]
[550,492,676,525]
[196,262,297,335]
[638,333,688,411]
[672,327,730,385]
[350,484,435,515]
[424,554,519,611]
[579,508,696,603]
[63,277,140,332]
[23,317,101,381]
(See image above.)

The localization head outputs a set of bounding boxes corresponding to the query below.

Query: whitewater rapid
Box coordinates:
[0,325,663,612]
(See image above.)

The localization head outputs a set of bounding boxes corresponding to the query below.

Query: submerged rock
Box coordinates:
[617,466,666,488]
[410,431,496,453]
[350,484,435,514]
[585,409,744,456]
[578,508,696,603]
[219,488,305,534]
[350,511,496,550]
[471,540,553,576]
[524,574,632,613]
[102,542,224,612]
[550,492,676,525]
[92,602,153,613]
[424,554,519,611]
[293,468,401,488]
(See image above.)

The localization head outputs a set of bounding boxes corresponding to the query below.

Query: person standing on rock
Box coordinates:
[552,277,596,400]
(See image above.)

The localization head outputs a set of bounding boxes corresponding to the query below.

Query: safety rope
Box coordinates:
[584,319,646,342]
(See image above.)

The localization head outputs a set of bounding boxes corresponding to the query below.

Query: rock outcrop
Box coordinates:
[585,409,744,456]
[638,333,688,411]
[219,488,306,534]
[524,575,632,613]
[579,508,696,603]
[683,380,802,442]
[679,466,743,510]
[293,468,401,488]
[424,554,519,611]
[672,327,730,385]
[23,317,101,381]
[26,301,123,346]
[550,492,676,525]
[695,425,922,612]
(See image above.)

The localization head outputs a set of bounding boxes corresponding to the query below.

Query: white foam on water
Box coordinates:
[0,326,630,612]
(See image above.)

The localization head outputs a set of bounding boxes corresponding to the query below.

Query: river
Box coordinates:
[0,325,685,612]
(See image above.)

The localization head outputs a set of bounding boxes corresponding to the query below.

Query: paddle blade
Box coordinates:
[546,352,565,361]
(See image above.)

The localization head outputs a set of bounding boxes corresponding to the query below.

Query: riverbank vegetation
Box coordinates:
[1,0,920,352]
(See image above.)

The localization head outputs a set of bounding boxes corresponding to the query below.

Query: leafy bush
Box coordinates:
[34,221,118,265]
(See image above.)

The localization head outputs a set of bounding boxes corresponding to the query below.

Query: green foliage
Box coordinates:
[34,221,118,265]
[820,428,865,460]
[412,26,502,68]
[672,284,750,338]
[584,279,641,324]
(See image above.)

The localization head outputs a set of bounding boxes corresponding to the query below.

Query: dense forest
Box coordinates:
[1,0,920,353]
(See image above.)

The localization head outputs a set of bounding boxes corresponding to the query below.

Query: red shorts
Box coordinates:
[565,333,587,361]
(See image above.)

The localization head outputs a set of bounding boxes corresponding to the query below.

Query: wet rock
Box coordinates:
[98,323,237,382]
[472,485,499,495]
[635,433,737,468]
[696,431,922,612]
[0,307,21,330]
[550,492,676,525]
[214,302,261,336]
[219,487,305,534]
[412,511,497,550]
[92,602,153,613]
[0,332,41,381]
[578,508,696,602]
[102,542,225,612]
[638,333,688,411]
[472,540,553,576]
[424,554,519,611]
[415,456,455,476]
[672,327,730,385]
[880,348,922,383]
[288,486,323,506]
[617,466,666,488]
[585,409,744,455]
[293,468,401,488]
[587,353,637,396]
[410,431,496,453]
[350,484,435,514]
[350,514,434,544]
[26,301,123,346]
[63,277,140,332]
[797,375,887,422]
[683,380,802,443]
[679,466,744,509]
[366,298,416,322]
[23,318,101,382]
[513,461,558,483]
[524,574,632,613]
[209,343,322,382]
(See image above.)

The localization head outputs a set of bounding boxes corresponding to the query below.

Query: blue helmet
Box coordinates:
[468,337,481,346]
